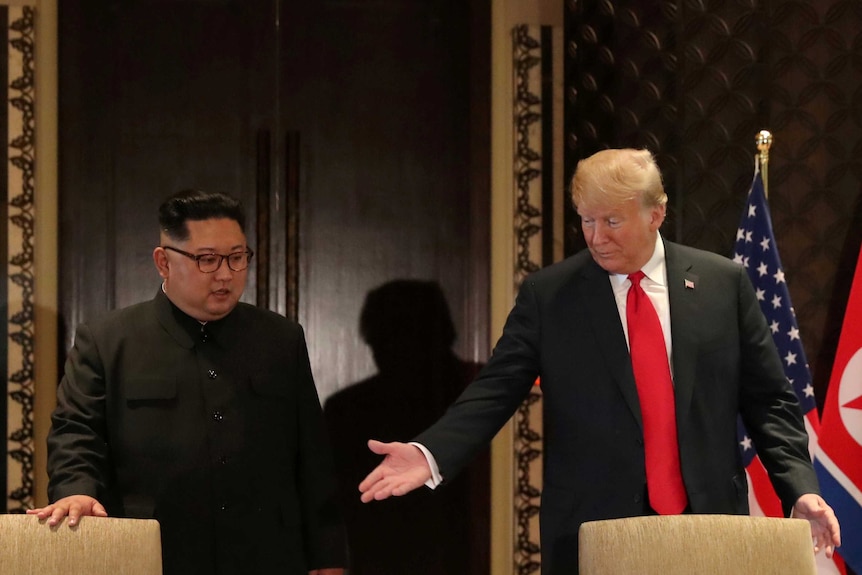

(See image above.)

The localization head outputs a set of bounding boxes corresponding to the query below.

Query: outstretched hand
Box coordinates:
[26,495,108,527]
[358,440,433,503]
[793,493,841,558]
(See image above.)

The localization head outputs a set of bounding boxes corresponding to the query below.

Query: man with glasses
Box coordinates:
[30,190,346,575]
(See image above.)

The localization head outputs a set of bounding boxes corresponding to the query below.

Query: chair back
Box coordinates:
[579,514,816,575]
[0,514,162,575]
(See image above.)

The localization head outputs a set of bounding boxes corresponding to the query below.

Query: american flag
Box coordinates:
[732,164,847,574]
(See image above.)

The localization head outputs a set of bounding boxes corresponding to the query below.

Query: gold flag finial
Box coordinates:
[756,130,772,197]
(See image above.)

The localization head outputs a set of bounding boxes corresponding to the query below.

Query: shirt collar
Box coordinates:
[159,288,234,347]
[642,234,667,286]
[610,233,666,288]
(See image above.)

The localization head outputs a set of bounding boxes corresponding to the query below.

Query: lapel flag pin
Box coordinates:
[684,279,695,290]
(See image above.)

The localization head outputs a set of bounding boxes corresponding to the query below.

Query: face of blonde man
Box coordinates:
[153,218,249,322]
[577,194,666,275]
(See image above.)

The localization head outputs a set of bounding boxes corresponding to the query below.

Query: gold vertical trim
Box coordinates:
[33,0,58,511]
[490,0,515,572]
[491,3,563,574]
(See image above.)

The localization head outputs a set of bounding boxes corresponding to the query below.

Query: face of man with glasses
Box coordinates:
[153,218,253,322]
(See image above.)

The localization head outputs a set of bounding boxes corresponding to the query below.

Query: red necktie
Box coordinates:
[626,271,687,514]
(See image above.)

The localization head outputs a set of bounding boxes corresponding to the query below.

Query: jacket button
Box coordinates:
[212,410,224,422]
[634,493,642,503]
[208,369,217,379]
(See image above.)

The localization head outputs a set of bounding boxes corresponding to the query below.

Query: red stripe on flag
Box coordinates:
[822,550,848,575]
[747,455,783,517]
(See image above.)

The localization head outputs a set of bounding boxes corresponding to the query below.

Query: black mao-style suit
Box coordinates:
[416,238,820,575]
[48,290,346,575]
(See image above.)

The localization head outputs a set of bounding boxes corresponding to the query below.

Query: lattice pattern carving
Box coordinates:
[513,24,546,575]
[6,6,36,513]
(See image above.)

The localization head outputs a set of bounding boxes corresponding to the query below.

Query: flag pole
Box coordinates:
[755,130,772,198]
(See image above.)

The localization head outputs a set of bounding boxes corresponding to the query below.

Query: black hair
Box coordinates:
[158,189,246,241]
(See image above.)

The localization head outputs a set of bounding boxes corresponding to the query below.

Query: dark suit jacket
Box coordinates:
[48,290,346,575]
[416,239,819,575]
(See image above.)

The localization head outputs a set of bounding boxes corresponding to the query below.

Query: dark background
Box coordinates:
[32,0,861,573]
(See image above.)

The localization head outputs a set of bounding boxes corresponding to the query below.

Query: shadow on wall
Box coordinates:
[324,279,490,575]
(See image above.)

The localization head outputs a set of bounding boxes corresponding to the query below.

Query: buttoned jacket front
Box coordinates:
[48,290,345,575]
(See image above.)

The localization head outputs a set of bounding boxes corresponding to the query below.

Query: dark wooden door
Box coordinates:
[279,1,487,395]
[59,0,488,398]
[59,0,490,572]
[59,0,277,337]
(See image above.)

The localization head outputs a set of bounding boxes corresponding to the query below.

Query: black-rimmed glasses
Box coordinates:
[162,245,254,273]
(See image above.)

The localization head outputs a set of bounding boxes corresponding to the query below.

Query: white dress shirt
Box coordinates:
[610,234,673,372]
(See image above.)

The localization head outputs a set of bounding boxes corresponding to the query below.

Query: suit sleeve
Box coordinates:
[47,323,113,504]
[734,265,820,514]
[416,278,542,480]
[294,327,347,569]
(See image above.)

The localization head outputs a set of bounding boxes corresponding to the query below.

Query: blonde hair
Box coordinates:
[571,148,667,210]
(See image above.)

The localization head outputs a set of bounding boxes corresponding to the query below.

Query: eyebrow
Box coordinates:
[190,244,245,253]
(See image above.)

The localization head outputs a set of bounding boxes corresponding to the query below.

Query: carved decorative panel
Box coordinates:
[4,5,36,513]
[513,23,563,575]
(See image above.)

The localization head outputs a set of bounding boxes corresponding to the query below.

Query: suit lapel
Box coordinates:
[665,240,699,422]
[578,259,643,426]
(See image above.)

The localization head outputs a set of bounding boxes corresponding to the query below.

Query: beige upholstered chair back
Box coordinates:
[0,514,162,575]
[579,514,816,575]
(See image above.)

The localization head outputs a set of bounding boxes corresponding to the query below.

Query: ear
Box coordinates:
[153,247,170,279]
[649,204,666,230]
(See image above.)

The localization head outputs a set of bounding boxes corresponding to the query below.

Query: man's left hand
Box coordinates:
[793,493,841,558]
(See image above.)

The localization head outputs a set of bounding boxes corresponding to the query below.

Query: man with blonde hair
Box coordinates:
[358,148,841,574]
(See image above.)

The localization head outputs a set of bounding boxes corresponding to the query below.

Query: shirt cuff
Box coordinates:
[409,442,443,489]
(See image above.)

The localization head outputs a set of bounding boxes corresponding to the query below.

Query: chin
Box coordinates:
[206,303,236,320]
[592,257,618,273]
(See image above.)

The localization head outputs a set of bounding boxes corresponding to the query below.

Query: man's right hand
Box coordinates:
[26,495,108,527]
[358,440,432,503]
